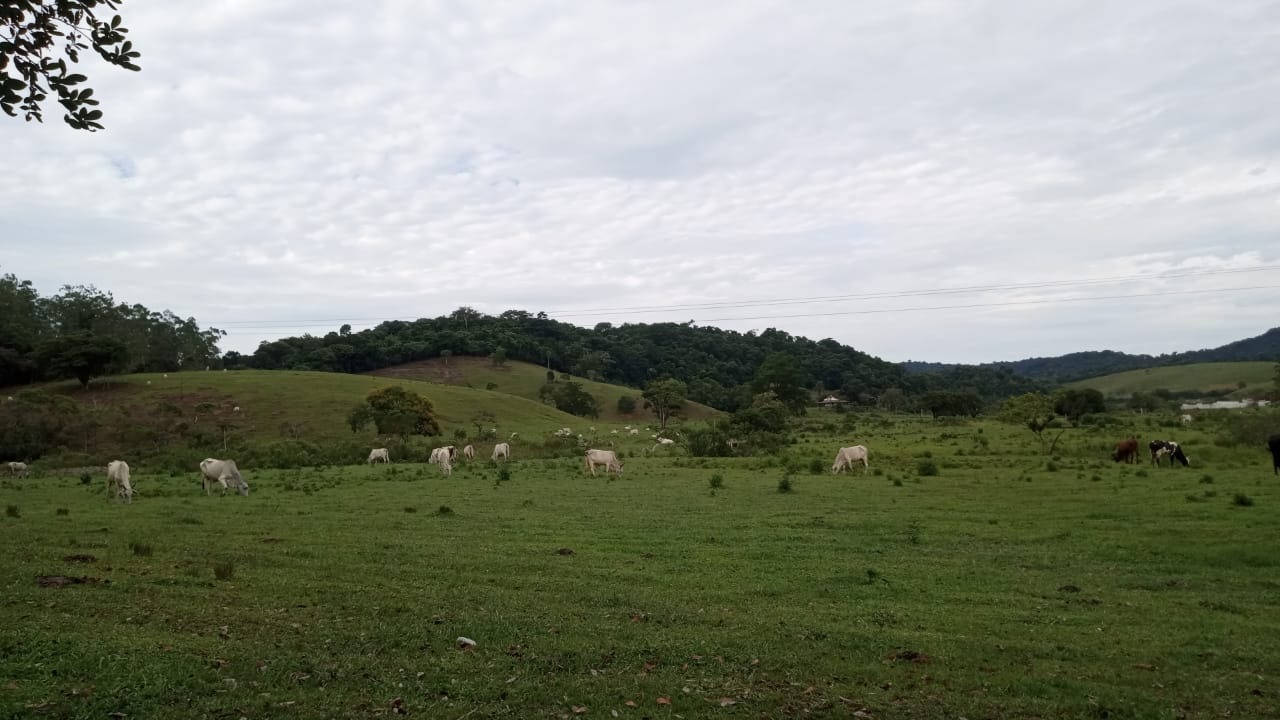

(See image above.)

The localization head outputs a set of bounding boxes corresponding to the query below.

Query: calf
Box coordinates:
[1149,440,1190,467]
[1112,437,1140,464]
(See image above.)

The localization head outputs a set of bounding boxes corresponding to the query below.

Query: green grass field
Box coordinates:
[4,415,1279,719]
[367,357,721,423]
[1067,361,1277,397]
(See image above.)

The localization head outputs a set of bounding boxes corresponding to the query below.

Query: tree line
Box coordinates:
[0,271,225,388]
[233,307,1046,412]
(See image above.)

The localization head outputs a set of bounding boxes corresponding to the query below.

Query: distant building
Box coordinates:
[1180,399,1272,410]
[818,395,848,409]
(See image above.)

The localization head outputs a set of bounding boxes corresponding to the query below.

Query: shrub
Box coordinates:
[808,458,824,474]
[403,506,417,513]
[55,508,69,516]
[1199,475,1214,484]
[916,459,939,477]
[872,468,883,476]
[892,478,903,487]
[436,505,454,516]
[1232,493,1255,507]
[496,466,512,484]
[129,542,153,557]
[5,504,18,518]
[617,395,637,414]
[777,475,794,494]
[709,474,724,489]
[1045,460,1059,472]
[79,473,92,485]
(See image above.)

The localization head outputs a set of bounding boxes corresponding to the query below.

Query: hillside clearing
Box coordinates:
[1067,361,1276,397]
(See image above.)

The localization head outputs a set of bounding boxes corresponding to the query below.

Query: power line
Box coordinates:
[207,263,1280,327]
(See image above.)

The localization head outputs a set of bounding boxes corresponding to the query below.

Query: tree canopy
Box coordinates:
[1,0,141,131]
[642,378,687,429]
[347,386,441,439]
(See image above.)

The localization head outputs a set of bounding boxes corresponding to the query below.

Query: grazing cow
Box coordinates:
[554,427,573,438]
[1149,440,1190,467]
[462,444,475,461]
[7,461,28,477]
[200,458,250,496]
[438,454,453,477]
[1269,433,1280,475]
[106,460,133,503]
[1112,437,1140,464]
[831,445,870,474]
[1180,414,1193,424]
[429,446,457,465]
[367,448,390,464]
[584,448,623,476]
[492,442,511,462]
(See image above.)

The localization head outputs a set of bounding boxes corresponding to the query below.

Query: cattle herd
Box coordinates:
[4,426,1279,505]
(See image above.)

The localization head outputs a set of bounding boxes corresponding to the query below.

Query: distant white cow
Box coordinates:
[831,445,870,474]
[584,448,623,476]
[492,442,511,462]
[429,446,457,465]
[367,448,390,464]
[651,437,676,454]
[7,461,28,477]
[629,429,639,436]
[200,458,249,496]
[1180,414,1194,424]
[462,444,476,460]
[106,460,133,503]
[438,454,453,477]
[553,427,573,438]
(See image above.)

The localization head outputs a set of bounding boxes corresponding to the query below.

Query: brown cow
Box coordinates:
[1112,437,1139,464]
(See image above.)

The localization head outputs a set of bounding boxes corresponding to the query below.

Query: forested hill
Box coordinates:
[901,326,1280,384]
[235,308,1044,411]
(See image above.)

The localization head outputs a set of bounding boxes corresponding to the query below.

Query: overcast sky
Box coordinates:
[3,1,1278,364]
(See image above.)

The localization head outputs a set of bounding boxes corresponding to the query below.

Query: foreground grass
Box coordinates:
[2,421,1279,719]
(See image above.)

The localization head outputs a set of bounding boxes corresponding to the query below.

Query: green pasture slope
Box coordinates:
[3,415,1279,718]
[367,356,722,423]
[1067,361,1276,397]
[36,369,594,444]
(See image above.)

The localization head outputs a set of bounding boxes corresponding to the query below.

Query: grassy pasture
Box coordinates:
[367,356,722,423]
[2,416,1279,719]
[1067,361,1276,397]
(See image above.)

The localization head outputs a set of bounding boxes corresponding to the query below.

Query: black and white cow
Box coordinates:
[1268,433,1280,475]
[1149,439,1190,467]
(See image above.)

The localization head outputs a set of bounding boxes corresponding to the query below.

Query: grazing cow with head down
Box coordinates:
[1149,439,1190,467]
[7,461,28,477]
[584,448,623,476]
[200,458,249,496]
[831,445,869,474]
[1269,433,1280,475]
[106,460,133,503]
[1112,437,1140,464]
[429,446,457,465]
[367,448,390,464]
[492,442,510,462]
[462,444,475,460]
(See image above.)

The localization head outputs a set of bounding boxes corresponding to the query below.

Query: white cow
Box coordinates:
[106,460,133,503]
[462,444,475,460]
[429,446,457,464]
[492,442,511,462]
[438,454,453,477]
[553,427,573,438]
[629,429,639,436]
[651,437,676,454]
[367,448,391,464]
[7,461,28,477]
[200,458,249,496]
[831,445,870,474]
[1180,414,1194,424]
[585,449,623,476]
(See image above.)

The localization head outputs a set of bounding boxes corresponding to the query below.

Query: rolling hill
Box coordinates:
[1065,361,1277,397]
[365,356,721,422]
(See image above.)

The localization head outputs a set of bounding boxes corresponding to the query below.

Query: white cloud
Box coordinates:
[2,0,1278,364]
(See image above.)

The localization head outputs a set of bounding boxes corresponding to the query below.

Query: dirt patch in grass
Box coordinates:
[36,575,107,588]
[62,554,97,563]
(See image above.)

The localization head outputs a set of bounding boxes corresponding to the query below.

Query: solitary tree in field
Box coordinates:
[348,386,440,440]
[2,0,142,131]
[34,331,126,388]
[998,392,1061,453]
[643,378,687,430]
[1053,388,1106,424]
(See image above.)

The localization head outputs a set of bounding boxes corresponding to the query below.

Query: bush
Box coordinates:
[436,505,454,516]
[708,474,724,489]
[5,504,19,518]
[916,459,939,477]
[1199,475,1214,484]
[1045,460,1059,472]
[808,458,825,474]
[56,508,69,516]
[496,466,512,484]
[617,395,637,414]
[892,478,903,487]
[777,475,793,493]
[79,473,92,485]
[129,542,153,557]
[1232,493,1255,507]
[213,562,235,581]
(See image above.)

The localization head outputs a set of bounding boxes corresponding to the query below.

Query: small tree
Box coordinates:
[470,410,497,437]
[348,386,440,439]
[552,381,600,418]
[998,392,1062,453]
[490,347,508,367]
[643,378,687,430]
[440,349,452,367]
[1053,388,1106,424]
[616,394,637,414]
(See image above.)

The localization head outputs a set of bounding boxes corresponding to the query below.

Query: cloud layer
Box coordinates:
[3,0,1278,363]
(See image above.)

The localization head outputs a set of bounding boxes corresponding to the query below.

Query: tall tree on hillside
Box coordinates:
[34,331,126,388]
[347,386,441,439]
[1,1,141,131]
[1053,388,1106,424]
[751,352,810,414]
[643,378,687,429]
[998,392,1061,453]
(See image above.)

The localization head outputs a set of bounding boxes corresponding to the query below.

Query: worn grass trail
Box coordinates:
[2,434,1279,719]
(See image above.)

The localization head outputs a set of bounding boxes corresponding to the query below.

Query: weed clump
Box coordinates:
[496,467,512,484]
[5,505,18,518]
[213,562,235,581]
[1232,493,1254,507]
[129,542,153,557]
[1199,475,1214,484]
[79,473,92,485]
[777,475,794,494]
[892,478,903,487]
[916,459,939,477]
[807,458,824,475]
[403,506,417,513]
[709,474,724,489]
[56,508,69,516]
[436,505,454,516]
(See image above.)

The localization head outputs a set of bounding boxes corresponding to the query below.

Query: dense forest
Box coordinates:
[0,271,225,388]
[233,307,1044,411]
[902,326,1280,384]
